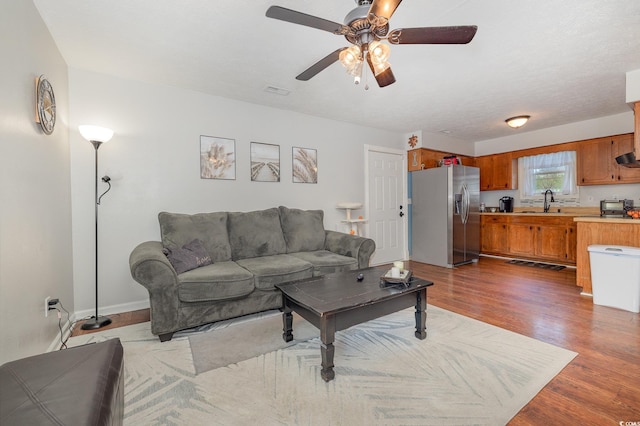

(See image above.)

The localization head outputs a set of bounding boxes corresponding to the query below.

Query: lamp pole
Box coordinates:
[80,130,113,330]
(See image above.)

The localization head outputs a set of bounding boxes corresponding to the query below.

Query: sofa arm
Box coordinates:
[129,241,180,336]
[324,230,376,269]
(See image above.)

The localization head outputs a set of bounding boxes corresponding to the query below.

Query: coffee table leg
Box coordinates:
[414,288,427,340]
[320,316,336,382]
[281,302,293,343]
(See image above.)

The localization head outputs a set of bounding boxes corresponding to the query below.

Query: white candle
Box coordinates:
[390,267,400,278]
[393,261,404,271]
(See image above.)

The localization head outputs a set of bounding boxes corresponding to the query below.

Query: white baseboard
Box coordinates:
[46,312,77,353]
[47,299,150,353]
[74,299,150,321]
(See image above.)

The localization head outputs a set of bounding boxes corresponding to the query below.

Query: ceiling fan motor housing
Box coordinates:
[344,4,388,45]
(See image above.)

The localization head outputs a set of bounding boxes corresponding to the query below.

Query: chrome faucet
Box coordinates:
[543,189,555,213]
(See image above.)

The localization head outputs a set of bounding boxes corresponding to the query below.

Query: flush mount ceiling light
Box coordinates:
[505,115,530,129]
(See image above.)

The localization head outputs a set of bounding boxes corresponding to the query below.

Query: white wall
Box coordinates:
[0,1,74,363]
[68,69,402,316]
[420,131,474,156]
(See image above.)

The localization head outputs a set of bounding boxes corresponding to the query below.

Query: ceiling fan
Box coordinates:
[266,0,478,88]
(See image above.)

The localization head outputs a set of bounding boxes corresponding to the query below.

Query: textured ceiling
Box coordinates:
[33,0,640,143]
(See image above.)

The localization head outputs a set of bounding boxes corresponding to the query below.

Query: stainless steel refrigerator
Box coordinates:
[411,165,480,268]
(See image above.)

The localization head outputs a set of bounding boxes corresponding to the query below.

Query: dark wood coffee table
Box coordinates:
[275,266,434,382]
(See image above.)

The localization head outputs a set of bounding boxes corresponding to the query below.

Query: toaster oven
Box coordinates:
[600,199,633,217]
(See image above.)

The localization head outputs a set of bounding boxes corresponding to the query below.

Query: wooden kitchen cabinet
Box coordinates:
[480,215,509,254]
[536,222,571,261]
[507,222,536,257]
[565,225,577,262]
[611,133,640,183]
[577,133,640,185]
[481,214,577,265]
[407,148,474,171]
[475,153,517,191]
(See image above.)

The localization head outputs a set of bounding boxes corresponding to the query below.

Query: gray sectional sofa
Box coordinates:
[129,206,376,341]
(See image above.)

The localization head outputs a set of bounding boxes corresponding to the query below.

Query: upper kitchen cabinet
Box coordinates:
[407,148,474,171]
[578,133,640,185]
[475,153,517,191]
[612,133,640,183]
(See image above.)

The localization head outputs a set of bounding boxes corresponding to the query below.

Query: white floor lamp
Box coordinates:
[79,125,114,330]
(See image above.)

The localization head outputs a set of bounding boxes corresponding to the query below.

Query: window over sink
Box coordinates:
[518,151,579,202]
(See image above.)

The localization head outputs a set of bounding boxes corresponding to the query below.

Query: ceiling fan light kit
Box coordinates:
[266,0,477,88]
[505,115,531,129]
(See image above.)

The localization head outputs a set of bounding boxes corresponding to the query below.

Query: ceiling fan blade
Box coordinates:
[296,48,347,81]
[388,26,478,45]
[366,54,396,88]
[266,6,349,34]
[368,0,403,23]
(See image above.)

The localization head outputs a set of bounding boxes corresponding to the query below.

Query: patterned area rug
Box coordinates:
[67,306,576,425]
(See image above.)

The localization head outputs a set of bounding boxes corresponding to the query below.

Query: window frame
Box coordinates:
[518,151,579,202]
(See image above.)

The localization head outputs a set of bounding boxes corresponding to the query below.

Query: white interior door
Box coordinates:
[365,145,407,265]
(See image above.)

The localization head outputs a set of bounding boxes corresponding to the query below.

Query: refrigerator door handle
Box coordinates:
[461,184,469,224]
[466,184,471,223]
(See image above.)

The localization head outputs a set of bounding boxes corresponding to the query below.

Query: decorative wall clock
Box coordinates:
[35,75,56,135]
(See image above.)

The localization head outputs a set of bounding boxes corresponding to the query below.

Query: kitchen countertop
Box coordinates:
[573,216,640,224]
[480,212,639,223]
[481,212,580,217]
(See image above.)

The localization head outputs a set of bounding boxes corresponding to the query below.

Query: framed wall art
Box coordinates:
[292,147,317,183]
[200,136,236,180]
[251,142,280,182]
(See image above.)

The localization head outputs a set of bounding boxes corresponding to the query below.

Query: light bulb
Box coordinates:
[339,45,361,70]
[369,41,390,64]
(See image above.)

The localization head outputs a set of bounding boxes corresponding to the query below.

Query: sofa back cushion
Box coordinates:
[278,206,326,253]
[228,208,287,260]
[158,212,232,262]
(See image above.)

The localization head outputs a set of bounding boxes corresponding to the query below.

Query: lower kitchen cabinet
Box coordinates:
[481,215,577,265]
[508,223,536,257]
[481,215,509,254]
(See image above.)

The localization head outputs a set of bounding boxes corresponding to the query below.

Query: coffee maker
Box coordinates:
[499,196,514,213]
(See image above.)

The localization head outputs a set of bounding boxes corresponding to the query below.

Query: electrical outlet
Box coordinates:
[45,296,51,317]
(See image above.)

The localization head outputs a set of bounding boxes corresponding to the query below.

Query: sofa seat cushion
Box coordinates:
[236,254,313,290]
[177,261,254,302]
[290,250,359,276]
[228,208,287,260]
[159,211,232,262]
[278,206,326,253]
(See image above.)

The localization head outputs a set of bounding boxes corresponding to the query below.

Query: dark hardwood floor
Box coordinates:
[72,257,640,424]
[72,308,149,337]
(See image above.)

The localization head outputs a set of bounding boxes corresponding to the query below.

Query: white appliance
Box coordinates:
[588,245,640,313]
[411,165,480,268]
